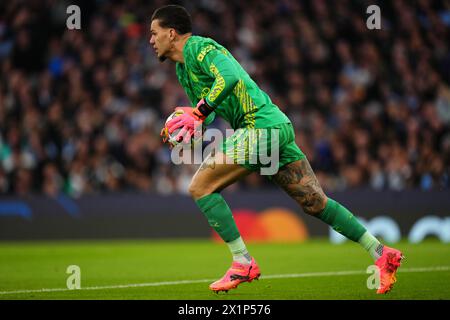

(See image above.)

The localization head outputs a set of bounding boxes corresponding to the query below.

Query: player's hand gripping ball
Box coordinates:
[161,109,184,147]
[160,108,204,148]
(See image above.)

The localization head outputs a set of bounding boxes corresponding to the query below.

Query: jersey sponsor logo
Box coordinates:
[197,44,216,62]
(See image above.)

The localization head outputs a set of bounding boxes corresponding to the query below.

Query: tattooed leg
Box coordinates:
[197,151,217,172]
[272,160,399,271]
[189,151,251,200]
[272,159,327,216]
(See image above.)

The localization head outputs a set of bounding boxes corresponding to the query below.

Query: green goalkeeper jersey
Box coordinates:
[175,35,290,129]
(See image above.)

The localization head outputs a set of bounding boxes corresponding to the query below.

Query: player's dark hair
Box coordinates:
[151,5,192,35]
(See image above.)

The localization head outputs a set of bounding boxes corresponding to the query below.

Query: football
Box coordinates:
[164,109,185,146]
[163,109,205,147]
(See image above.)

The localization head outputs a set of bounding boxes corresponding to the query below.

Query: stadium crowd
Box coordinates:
[0,0,449,197]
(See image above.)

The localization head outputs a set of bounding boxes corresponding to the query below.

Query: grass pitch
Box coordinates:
[0,239,449,300]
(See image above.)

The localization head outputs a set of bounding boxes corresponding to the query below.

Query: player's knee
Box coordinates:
[188,180,214,200]
[188,181,202,199]
[300,192,327,216]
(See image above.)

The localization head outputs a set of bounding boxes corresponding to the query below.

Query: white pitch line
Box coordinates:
[262,266,450,279]
[0,266,449,296]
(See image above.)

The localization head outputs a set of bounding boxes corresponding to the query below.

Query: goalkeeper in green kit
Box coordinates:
[150,5,403,294]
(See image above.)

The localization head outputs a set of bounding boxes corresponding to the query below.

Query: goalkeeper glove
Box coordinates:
[166,99,214,143]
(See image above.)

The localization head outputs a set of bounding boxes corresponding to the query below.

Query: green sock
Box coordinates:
[318,198,367,242]
[318,198,383,260]
[358,231,384,261]
[195,193,240,243]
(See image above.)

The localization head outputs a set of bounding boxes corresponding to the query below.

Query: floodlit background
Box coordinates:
[0,0,449,300]
[1,0,449,196]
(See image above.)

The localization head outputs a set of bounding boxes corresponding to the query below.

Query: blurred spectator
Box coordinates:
[0,0,449,197]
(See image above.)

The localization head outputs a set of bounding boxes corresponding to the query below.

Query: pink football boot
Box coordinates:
[210,258,261,293]
[375,246,405,294]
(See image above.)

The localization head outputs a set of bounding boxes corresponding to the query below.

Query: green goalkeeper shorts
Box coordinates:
[219,122,306,175]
